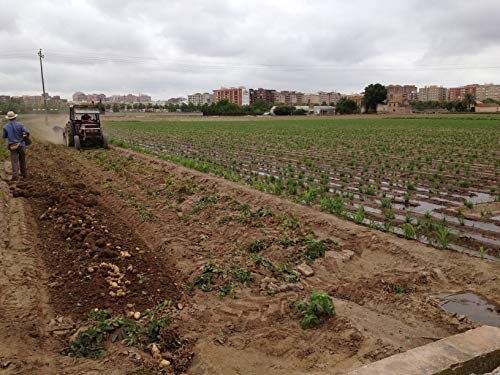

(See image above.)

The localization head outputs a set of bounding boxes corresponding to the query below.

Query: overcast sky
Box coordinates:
[1,0,499,99]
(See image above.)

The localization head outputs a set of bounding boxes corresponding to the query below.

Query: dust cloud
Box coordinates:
[20,115,66,145]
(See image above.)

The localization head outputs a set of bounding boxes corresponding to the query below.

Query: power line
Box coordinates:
[1,49,500,72]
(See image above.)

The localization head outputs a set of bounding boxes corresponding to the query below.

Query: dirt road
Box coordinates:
[0,132,498,374]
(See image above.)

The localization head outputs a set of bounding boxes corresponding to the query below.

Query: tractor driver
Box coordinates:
[81,113,91,122]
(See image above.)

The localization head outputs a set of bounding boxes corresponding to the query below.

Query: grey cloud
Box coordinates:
[0,0,499,98]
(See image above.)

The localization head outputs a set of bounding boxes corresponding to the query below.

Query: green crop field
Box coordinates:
[104,116,500,257]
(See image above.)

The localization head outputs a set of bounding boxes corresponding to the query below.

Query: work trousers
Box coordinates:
[10,146,27,178]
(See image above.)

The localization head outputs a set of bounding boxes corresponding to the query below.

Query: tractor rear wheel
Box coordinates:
[74,135,81,151]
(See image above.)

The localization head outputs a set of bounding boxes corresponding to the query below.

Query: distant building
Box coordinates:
[275,91,304,105]
[386,85,418,101]
[319,91,342,105]
[417,86,448,101]
[249,88,275,105]
[474,103,500,113]
[448,85,477,101]
[475,84,500,101]
[346,94,364,111]
[72,92,87,103]
[274,92,286,104]
[379,98,412,114]
[137,94,152,103]
[0,95,10,103]
[22,95,44,106]
[188,92,213,106]
[304,93,321,104]
[213,87,249,106]
[166,97,187,105]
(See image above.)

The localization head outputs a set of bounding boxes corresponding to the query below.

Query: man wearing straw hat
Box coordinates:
[2,111,31,181]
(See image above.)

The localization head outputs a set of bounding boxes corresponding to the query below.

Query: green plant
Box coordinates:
[231,265,254,284]
[479,246,491,259]
[296,290,335,329]
[320,197,344,215]
[354,205,365,224]
[435,225,451,248]
[279,264,301,282]
[381,199,392,209]
[401,223,416,240]
[254,255,277,271]
[301,238,337,262]
[247,240,270,253]
[394,286,406,294]
[190,273,213,292]
[68,327,107,358]
[464,200,474,209]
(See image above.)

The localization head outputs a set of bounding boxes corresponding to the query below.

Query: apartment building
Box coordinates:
[249,88,276,105]
[319,91,342,105]
[475,84,500,101]
[188,92,213,106]
[213,87,250,106]
[448,85,477,101]
[304,93,321,104]
[417,86,448,101]
[72,91,87,103]
[137,94,152,103]
[386,85,418,101]
[22,95,45,106]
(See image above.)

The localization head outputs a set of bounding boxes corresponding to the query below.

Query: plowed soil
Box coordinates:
[0,121,498,374]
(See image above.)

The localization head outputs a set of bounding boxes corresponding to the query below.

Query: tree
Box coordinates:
[112,103,119,112]
[335,97,358,115]
[363,83,387,113]
[463,93,476,111]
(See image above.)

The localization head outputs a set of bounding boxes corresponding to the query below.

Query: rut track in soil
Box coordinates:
[2,137,499,374]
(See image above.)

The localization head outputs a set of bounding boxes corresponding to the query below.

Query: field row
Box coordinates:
[105,117,500,257]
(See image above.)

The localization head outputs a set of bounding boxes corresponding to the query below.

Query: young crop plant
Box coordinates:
[301,187,319,206]
[296,290,335,329]
[300,238,337,263]
[68,303,175,358]
[381,199,392,209]
[479,246,491,260]
[401,223,417,240]
[247,239,270,253]
[320,196,345,215]
[434,225,451,249]
[354,205,365,224]
[279,264,301,283]
[464,200,474,209]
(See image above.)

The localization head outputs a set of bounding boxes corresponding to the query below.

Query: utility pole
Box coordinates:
[38,48,47,112]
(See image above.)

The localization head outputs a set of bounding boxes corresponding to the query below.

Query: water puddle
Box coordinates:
[432,292,500,328]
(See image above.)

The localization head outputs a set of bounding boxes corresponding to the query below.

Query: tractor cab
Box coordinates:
[64,104,108,150]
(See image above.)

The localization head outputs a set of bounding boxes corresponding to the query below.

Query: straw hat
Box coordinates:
[5,111,17,120]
